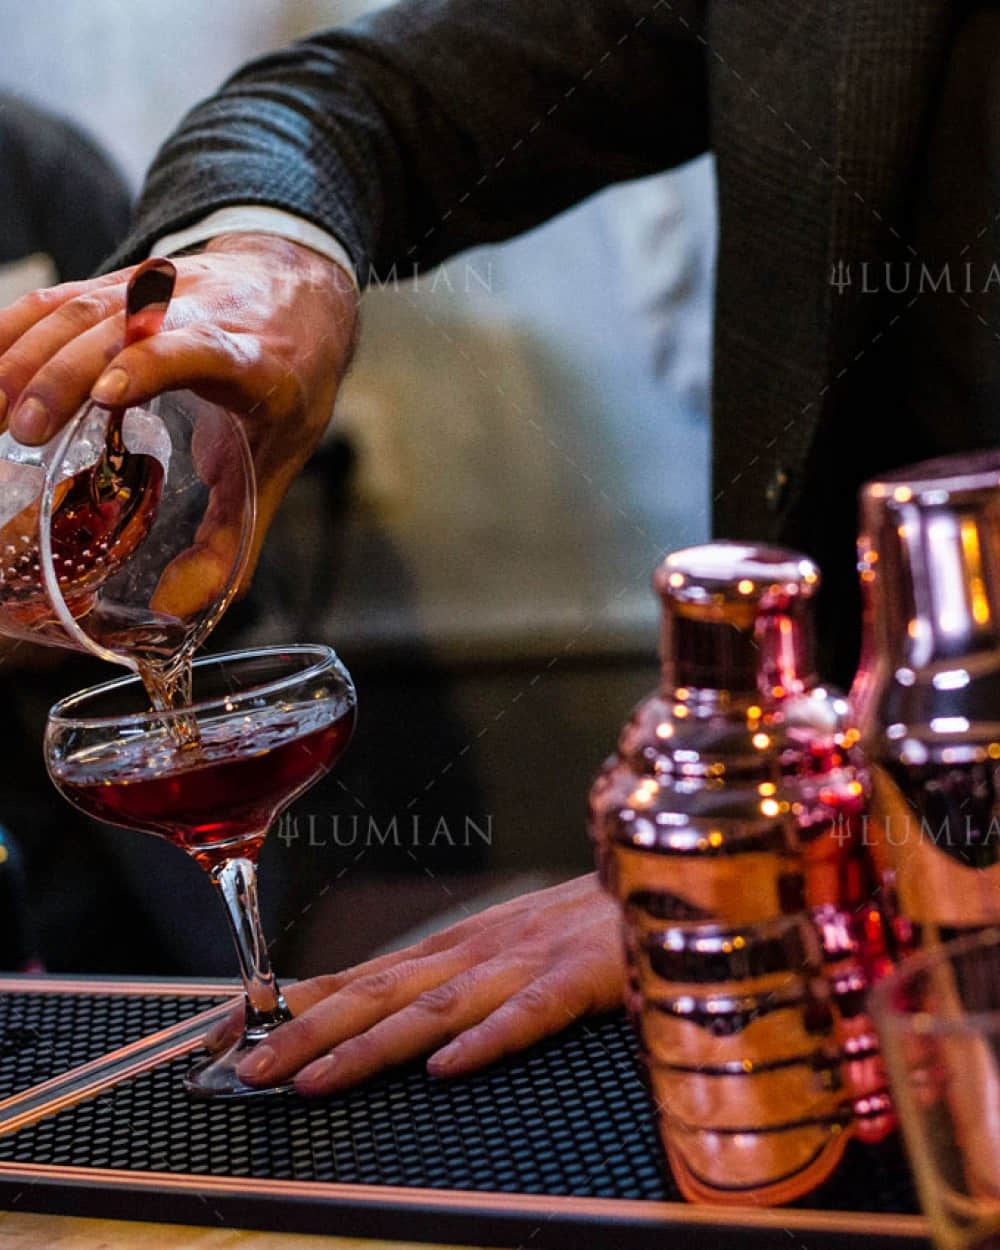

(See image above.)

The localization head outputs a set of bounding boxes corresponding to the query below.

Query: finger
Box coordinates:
[425,969,604,1079]
[0,271,129,358]
[89,324,302,420]
[150,526,246,619]
[429,925,625,1078]
[203,998,244,1051]
[292,956,534,1096]
[204,934,471,1052]
[234,944,480,1086]
[155,403,267,616]
[4,300,127,442]
[203,975,352,1052]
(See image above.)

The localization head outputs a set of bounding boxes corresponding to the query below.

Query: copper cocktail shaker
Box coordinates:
[589,542,891,1205]
[853,451,1000,935]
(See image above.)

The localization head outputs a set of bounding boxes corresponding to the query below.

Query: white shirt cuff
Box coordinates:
[153,206,359,290]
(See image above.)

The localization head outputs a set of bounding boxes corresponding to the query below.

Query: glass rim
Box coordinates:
[870,925,1000,1037]
[47,644,350,731]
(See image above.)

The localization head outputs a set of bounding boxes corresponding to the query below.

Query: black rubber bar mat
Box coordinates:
[0,980,931,1249]
[0,978,228,1102]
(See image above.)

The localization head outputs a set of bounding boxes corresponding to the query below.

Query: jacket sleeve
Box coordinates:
[106,0,709,282]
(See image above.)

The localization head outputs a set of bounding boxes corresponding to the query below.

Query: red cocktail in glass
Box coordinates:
[45,644,356,1097]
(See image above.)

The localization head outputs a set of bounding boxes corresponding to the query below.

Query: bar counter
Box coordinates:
[0,1213,474,1250]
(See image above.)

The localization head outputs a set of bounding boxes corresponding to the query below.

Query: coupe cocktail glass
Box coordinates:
[44,644,356,1098]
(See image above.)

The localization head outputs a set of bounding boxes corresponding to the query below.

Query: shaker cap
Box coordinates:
[862,449,1000,503]
[857,449,1000,674]
[653,541,820,695]
[654,542,820,617]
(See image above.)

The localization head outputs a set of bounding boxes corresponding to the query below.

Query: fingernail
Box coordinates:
[91,366,129,405]
[204,1020,233,1051]
[295,1055,336,1092]
[236,1045,276,1082]
[10,397,49,444]
[427,1044,462,1076]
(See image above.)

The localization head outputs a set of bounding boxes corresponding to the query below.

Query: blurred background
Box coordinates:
[0,0,715,977]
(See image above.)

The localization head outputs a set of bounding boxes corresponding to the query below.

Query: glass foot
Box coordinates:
[184,1035,292,1100]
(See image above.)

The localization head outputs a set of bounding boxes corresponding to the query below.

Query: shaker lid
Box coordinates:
[858,450,1000,671]
[862,449,1000,503]
[654,542,820,614]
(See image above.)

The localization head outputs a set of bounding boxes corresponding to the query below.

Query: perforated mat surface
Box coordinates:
[0,987,226,1101]
[0,1006,919,1215]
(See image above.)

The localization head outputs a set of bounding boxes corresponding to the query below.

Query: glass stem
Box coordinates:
[211,855,292,1038]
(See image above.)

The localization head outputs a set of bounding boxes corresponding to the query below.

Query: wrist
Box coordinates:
[203,231,359,348]
[203,230,354,284]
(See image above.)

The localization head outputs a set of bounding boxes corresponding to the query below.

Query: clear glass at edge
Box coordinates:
[871,928,1000,1250]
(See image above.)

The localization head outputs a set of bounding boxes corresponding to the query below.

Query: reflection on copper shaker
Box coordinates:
[589,543,892,1206]
[852,451,1000,935]
[853,454,1000,1213]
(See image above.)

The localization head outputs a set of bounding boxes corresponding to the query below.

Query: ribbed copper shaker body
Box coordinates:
[589,542,891,1206]
[853,451,1000,935]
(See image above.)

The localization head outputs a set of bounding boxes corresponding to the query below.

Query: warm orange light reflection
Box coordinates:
[960,518,990,626]
[633,779,659,805]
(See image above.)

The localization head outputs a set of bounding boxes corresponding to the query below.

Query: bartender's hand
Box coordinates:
[206,873,625,1096]
[0,233,358,585]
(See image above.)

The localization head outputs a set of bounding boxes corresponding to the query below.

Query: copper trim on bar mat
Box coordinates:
[0,977,929,1249]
